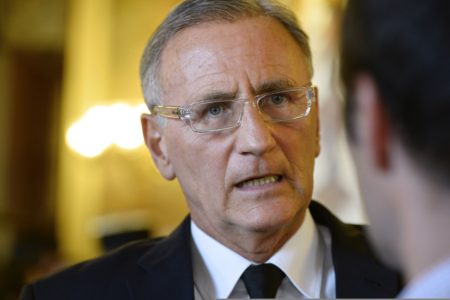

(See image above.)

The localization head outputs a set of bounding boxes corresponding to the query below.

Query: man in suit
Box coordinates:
[21,0,401,299]
[341,0,450,297]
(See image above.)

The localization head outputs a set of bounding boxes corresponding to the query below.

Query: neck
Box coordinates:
[193,209,306,263]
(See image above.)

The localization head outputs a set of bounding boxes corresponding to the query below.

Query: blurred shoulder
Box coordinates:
[20,237,164,300]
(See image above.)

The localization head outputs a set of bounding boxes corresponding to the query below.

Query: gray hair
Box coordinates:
[140,0,313,109]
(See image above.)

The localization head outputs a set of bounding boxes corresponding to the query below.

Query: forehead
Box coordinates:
[158,16,310,104]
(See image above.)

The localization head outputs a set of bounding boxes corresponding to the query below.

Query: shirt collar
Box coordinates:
[267,210,324,298]
[191,209,324,299]
[191,221,251,299]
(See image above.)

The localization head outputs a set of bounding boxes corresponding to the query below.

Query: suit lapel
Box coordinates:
[126,217,195,300]
[309,201,402,298]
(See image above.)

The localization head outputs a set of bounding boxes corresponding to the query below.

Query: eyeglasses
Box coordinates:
[146,84,316,133]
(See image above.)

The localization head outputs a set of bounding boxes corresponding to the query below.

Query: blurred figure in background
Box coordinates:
[20,0,401,299]
[341,0,450,297]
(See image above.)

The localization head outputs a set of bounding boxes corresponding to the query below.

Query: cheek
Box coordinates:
[351,145,378,204]
[167,134,230,199]
[280,126,317,171]
[276,127,317,200]
[365,193,400,265]
[350,145,400,260]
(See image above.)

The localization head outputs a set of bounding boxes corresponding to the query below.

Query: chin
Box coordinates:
[239,204,304,233]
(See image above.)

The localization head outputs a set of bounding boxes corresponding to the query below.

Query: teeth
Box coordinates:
[240,175,279,188]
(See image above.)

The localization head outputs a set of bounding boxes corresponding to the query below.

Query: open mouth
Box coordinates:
[236,175,282,188]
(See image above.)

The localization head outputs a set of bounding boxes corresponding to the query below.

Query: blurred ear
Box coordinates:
[141,114,175,180]
[353,75,391,169]
[313,86,321,158]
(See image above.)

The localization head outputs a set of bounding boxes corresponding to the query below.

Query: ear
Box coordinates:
[353,75,391,169]
[141,114,175,180]
[313,86,321,158]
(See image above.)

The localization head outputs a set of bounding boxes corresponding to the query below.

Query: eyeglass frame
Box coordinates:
[143,83,317,133]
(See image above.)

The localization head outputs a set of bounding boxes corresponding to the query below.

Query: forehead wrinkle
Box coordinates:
[183,73,239,102]
[161,52,236,105]
[159,17,310,105]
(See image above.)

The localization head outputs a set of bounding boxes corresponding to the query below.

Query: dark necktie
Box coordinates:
[241,263,286,298]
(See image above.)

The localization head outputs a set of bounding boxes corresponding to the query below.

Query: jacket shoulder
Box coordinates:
[20,238,163,300]
[309,200,403,297]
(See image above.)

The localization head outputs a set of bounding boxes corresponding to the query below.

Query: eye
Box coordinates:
[208,104,223,116]
[191,101,231,120]
[269,94,287,105]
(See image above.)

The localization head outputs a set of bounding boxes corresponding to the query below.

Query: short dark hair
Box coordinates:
[341,0,450,183]
[140,0,312,109]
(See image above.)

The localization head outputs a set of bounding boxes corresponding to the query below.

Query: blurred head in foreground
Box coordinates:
[341,0,450,297]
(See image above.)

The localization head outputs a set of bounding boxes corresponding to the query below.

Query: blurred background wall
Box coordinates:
[0,0,363,298]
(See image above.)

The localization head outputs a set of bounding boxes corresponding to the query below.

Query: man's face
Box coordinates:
[148,17,320,238]
[347,77,401,269]
[351,141,400,268]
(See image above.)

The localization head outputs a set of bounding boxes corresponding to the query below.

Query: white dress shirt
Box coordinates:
[191,209,335,299]
[399,257,450,298]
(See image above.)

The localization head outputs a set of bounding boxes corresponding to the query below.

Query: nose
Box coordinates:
[235,102,276,156]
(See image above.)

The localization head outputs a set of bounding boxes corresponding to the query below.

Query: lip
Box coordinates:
[235,174,284,190]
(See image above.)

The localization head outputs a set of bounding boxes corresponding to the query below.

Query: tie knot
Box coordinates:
[241,263,286,298]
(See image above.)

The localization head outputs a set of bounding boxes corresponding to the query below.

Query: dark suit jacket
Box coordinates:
[20,201,402,299]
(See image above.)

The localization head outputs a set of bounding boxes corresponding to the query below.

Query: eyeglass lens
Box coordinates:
[188,88,311,132]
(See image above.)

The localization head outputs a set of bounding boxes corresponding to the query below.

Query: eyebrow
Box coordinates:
[255,79,298,95]
[190,78,299,103]
[194,90,238,103]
